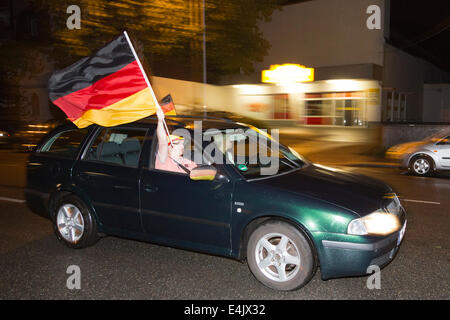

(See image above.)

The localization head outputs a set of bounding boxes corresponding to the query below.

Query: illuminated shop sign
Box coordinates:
[262,64,314,83]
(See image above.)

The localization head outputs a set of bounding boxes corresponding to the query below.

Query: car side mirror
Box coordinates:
[190,165,217,181]
[190,165,230,183]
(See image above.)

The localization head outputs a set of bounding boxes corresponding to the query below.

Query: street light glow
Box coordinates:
[262,64,314,84]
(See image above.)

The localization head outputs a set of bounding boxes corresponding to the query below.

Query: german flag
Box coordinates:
[48,34,157,128]
[159,94,176,115]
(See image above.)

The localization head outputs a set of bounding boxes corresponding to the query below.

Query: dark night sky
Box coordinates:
[388,0,450,73]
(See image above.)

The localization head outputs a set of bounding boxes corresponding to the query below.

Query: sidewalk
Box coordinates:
[276,126,398,168]
[293,142,398,168]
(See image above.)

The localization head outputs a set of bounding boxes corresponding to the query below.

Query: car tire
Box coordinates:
[246,220,315,291]
[52,194,99,249]
[409,155,435,176]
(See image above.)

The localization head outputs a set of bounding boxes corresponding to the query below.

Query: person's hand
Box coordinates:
[156,107,165,121]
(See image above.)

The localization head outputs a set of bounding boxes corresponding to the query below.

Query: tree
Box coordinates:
[206,0,278,82]
[35,0,281,83]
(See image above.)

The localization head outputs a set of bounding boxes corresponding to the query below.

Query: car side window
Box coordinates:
[150,127,197,173]
[84,127,147,167]
[40,128,89,158]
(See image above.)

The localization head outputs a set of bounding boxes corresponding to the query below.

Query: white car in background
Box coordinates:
[386,129,450,176]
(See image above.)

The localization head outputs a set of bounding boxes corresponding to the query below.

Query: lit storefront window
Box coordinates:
[302,92,366,126]
[305,100,334,125]
[272,94,291,119]
[234,78,379,126]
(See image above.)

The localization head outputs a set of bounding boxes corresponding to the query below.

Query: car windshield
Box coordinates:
[202,127,308,179]
[424,130,450,142]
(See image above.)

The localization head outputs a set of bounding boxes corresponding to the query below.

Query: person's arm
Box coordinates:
[156,108,168,164]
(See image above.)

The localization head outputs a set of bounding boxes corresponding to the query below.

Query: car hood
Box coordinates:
[254,164,392,216]
[386,141,428,159]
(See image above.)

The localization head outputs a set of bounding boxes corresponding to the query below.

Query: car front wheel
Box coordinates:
[53,194,99,249]
[246,220,316,291]
[409,155,434,176]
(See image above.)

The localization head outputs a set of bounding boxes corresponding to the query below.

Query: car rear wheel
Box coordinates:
[409,155,434,176]
[53,194,99,249]
[246,221,315,291]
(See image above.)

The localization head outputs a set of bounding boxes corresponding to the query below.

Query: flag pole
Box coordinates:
[123,30,173,146]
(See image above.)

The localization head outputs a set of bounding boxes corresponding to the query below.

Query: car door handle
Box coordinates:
[143,185,158,193]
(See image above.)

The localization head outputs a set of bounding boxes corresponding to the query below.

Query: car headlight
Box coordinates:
[348,194,402,236]
[347,210,401,236]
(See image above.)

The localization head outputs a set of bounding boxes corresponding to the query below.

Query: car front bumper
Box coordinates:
[313,220,407,280]
[400,153,413,168]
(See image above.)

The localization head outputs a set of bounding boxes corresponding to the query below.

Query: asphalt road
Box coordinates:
[0,167,449,300]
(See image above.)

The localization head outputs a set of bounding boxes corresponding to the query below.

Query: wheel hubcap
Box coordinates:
[255,233,301,282]
[413,158,430,174]
[57,204,84,243]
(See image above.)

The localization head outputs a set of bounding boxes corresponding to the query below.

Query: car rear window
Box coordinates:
[40,128,89,158]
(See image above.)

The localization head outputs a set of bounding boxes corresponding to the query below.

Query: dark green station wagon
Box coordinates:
[26,116,406,291]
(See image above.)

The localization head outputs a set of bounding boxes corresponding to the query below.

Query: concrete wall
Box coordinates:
[383,44,450,122]
[423,84,450,122]
[381,124,450,147]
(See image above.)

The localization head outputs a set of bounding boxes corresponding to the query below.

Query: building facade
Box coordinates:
[3,0,449,126]
[224,0,450,126]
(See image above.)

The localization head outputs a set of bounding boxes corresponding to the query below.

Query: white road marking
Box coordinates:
[401,199,441,205]
[0,196,25,203]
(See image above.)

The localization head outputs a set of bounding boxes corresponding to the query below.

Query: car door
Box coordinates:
[26,126,92,215]
[139,132,233,255]
[72,126,148,233]
[436,135,450,167]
